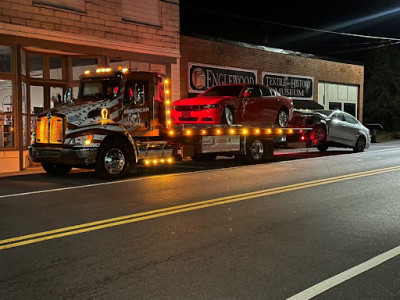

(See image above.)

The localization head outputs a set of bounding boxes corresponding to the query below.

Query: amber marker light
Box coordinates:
[288,129,294,134]
[266,128,272,134]
[167,157,173,163]
[84,135,94,146]
[84,70,91,75]
[242,128,249,135]
[166,100,171,105]
[277,128,283,134]
[201,129,207,135]
[255,128,261,135]
[165,89,170,95]
[185,129,192,135]
[164,79,169,85]
[168,130,174,136]
[153,159,158,165]
[216,129,222,135]
[167,110,171,115]
[229,129,236,134]
[145,160,150,165]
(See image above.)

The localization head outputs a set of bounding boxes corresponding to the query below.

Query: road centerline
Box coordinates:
[1,165,400,251]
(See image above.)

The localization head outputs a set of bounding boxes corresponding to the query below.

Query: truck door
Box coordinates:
[121,78,151,133]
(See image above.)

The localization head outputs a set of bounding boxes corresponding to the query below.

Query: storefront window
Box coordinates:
[72,57,98,81]
[0,46,12,73]
[50,56,63,80]
[110,59,130,70]
[22,115,28,147]
[50,86,64,108]
[21,48,26,76]
[30,53,43,78]
[22,82,27,114]
[0,80,14,148]
[30,85,44,114]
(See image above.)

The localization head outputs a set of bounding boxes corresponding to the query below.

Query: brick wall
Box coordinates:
[180,35,364,120]
[0,0,180,57]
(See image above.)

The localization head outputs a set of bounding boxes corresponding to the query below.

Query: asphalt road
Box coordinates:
[1,142,400,299]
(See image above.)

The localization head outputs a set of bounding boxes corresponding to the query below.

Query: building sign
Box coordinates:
[262,72,314,100]
[189,62,257,93]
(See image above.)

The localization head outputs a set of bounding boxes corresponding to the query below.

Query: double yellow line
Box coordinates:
[1,165,400,251]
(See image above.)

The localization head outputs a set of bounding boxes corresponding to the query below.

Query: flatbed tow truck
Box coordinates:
[29,68,313,179]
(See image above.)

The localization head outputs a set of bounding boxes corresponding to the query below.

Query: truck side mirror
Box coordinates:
[64,87,73,103]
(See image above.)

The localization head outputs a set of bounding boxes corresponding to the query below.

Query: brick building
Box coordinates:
[0,0,180,173]
[0,1,364,174]
[180,35,364,119]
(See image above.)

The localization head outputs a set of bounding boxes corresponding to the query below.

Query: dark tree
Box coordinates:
[363,47,400,131]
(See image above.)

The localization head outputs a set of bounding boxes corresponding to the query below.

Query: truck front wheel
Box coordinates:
[96,139,130,180]
[42,163,72,176]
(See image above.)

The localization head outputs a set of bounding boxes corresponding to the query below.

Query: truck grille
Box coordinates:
[36,116,64,144]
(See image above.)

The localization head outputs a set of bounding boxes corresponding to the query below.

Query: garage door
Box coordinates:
[318,82,358,118]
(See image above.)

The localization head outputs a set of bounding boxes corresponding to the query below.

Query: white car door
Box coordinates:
[328,112,356,146]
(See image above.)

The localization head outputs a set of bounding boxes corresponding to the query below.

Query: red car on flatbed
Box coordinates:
[171,83,294,127]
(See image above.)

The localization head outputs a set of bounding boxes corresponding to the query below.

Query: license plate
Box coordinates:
[181,111,191,118]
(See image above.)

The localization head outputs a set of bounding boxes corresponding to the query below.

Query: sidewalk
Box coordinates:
[0,165,44,178]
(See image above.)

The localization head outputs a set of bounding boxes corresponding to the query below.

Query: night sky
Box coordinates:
[180,0,400,60]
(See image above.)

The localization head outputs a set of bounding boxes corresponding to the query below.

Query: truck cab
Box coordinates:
[30,68,173,179]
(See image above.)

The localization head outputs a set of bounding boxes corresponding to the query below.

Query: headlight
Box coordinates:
[201,104,220,109]
[68,134,93,146]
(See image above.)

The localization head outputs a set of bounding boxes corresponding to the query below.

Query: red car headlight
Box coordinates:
[201,104,220,109]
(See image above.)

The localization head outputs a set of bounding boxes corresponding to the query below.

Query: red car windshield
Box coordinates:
[202,85,244,97]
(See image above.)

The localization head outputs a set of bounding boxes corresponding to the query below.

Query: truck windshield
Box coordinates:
[202,85,244,97]
[78,78,122,100]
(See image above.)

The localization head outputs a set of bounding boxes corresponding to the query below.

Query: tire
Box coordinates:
[245,137,266,164]
[277,108,289,127]
[42,163,72,176]
[190,153,217,162]
[95,138,130,180]
[221,107,234,125]
[317,143,329,152]
[353,136,366,153]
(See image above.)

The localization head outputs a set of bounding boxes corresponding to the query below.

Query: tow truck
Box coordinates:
[29,68,312,179]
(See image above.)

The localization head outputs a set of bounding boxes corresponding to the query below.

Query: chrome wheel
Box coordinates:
[223,107,234,125]
[249,140,264,162]
[104,148,126,175]
[278,109,289,127]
